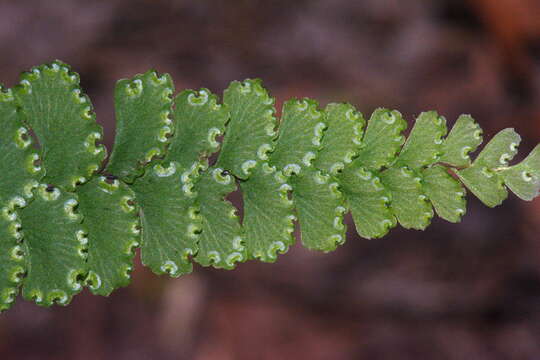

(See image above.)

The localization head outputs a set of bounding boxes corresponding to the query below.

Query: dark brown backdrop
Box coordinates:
[1,1,539,359]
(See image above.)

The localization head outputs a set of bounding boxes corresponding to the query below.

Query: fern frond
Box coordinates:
[14,61,105,191]
[78,177,139,295]
[105,70,174,182]
[241,162,295,261]
[0,61,538,312]
[20,185,86,306]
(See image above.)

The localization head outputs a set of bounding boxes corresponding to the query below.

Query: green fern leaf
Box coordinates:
[292,167,346,251]
[440,115,483,167]
[395,111,447,169]
[14,61,105,191]
[105,70,174,182]
[20,185,86,306]
[217,79,277,179]
[500,144,540,201]
[166,89,229,170]
[457,129,521,207]
[380,166,433,230]
[240,162,295,261]
[132,162,201,277]
[471,128,520,166]
[340,166,396,239]
[193,168,246,269]
[270,98,326,174]
[77,177,140,295]
[422,165,467,223]
[352,109,407,170]
[313,103,365,175]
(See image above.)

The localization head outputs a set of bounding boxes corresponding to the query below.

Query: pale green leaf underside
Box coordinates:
[270,99,325,174]
[340,167,396,239]
[240,162,295,262]
[457,167,508,208]
[348,189,396,240]
[380,166,433,230]
[194,168,246,269]
[106,70,174,182]
[20,185,86,307]
[132,162,201,277]
[472,128,521,167]
[292,167,346,252]
[14,61,105,191]
[440,115,483,167]
[0,88,43,204]
[166,89,228,170]
[422,165,466,223]
[77,177,140,296]
[396,111,447,169]
[352,108,407,170]
[314,102,365,175]
[217,79,277,179]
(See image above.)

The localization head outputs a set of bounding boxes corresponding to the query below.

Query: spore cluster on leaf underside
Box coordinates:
[0,60,539,311]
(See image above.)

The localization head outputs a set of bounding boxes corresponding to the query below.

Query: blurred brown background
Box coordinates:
[1,0,540,359]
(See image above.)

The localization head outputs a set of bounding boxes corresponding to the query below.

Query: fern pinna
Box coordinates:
[1,61,539,311]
